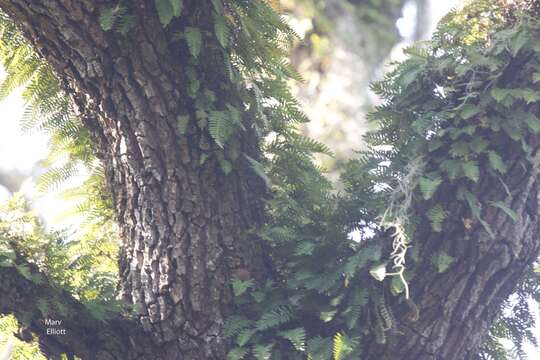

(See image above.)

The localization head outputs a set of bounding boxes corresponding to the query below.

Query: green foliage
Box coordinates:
[0,194,120,357]
[0,14,120,350]
[155,0,174,26]
[431,252,455,273]
[489,201,519,222]
[0,194,119,306]
[0,315,45,359]
[358,1,540,357]
[418,176,442,200]
[184,26,202,58]
[479,264,540,359]
[99,3,136,34]
[279,328,306,351]
[426,204,447,232]
[224,1,540,358]
[99,4,125,31]
[252,343,274,360]
[332,332,359,360]
[1,1,539,359]
[232,278,254,296]
[227,347,249,360]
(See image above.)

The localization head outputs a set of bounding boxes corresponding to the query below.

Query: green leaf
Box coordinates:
[232,279,253,296]
[418,177,443,200]
[208,110,231,147]
[510,31,529,56]
[117,14,138,35]
[428,139,443,152]
[462,161,480,182]
[219,157,233,175]
[214,13,230,48]
[489,201,518,222]
[523,113,540,134]
[333,332,345,360]
[245,155,272,189]
[185,27,203,58]
[487,151,507,173]
[211,0,224,13]
[15,264,33,281]
[491,88,510,103]
[449,141,470,157]
[252,344,273,360]
[369,263,387,281]
[37,299,50,317]
[223,315,252,337]
[308,337,333,360]
[256,306,293,331]
[390,275,405,295]
[470,138,488,153]
[227,348,248,360]
[501,121,522,141]
[0,247,15,267]
[170,0,183,17]
[431,252,455,273]
[155,0,174,26]
[440,159,462,180]
[189,78,200,98]
[426,204,447,232]
[279,328,306,351]
[199,153,208,165]
[519,89,540,104]
[462,189,481,218]
[460,189,493,238]
[332,332,357,360]
[237,328,257,347]
[479,219,496,239]
[399,63,423,88]
[460,105,480,120]
[320,308,338,322]
[176,115,190,134]
[99,6,117,31]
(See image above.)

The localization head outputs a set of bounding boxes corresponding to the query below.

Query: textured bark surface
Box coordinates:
[0,1,539,360]
[0,1,267,359]
[364,136,540,360]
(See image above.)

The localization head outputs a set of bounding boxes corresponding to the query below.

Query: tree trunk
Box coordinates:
[363,136,540,359]
[0,1,268,358]
[0,1,539,360]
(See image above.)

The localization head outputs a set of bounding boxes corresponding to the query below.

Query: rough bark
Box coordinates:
[0,1,539,360]
[363,135,540,359]
[0,1,267,359]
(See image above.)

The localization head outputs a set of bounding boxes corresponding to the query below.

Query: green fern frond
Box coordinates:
[278,327,306,351]
[256,306,293,331]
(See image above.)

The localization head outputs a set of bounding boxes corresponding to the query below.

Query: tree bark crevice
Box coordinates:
[0,1,268,358]
[364,140,540,359]
[0,1,539,360]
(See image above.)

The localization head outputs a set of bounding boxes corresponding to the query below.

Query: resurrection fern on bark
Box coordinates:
[0,1,539,360]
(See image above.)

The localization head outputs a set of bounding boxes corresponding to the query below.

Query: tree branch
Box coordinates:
[0,1,269,357]
[0,249,156,360]
[365,135,540,359]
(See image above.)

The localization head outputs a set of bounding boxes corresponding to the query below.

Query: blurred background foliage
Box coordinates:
[0,1,459,358]
[282,0,430,176]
